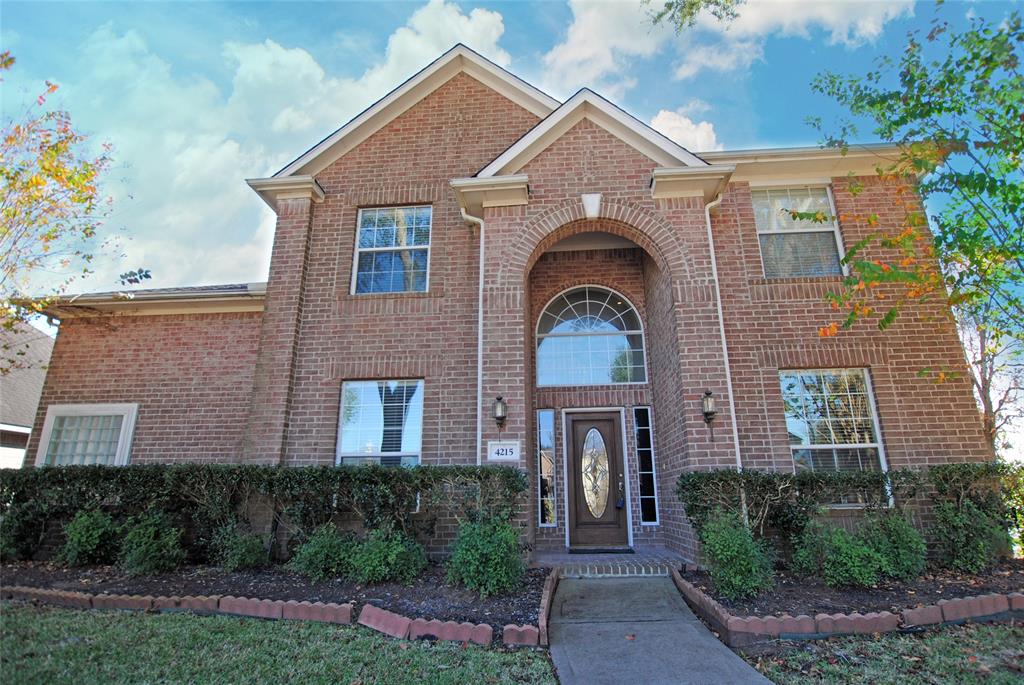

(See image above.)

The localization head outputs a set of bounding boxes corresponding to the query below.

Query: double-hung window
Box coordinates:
[337,380,424,466]
[752,187,844,279]
[779,369,885,474]
[352,206,431,294]
[34,403,139,466]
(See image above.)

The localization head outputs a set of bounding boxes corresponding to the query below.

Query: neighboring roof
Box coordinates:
[477,89,708,177]
[0,323,54,428]
[40,283,267,318]
[272,44,560,179]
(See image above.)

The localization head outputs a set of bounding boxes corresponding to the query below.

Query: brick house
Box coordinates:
[29,45,989,561]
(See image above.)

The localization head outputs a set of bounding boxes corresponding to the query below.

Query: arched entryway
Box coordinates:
[523,219,687,551]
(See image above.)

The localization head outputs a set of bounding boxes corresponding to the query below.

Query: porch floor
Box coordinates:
[531,546,686,578]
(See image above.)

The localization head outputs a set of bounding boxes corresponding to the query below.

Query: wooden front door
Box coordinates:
[567,411,628,548]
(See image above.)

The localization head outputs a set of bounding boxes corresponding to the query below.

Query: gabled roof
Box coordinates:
[273,44,560,179]
[477,89,708,178]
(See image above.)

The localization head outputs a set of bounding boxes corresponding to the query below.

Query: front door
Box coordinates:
[567,411,628,548]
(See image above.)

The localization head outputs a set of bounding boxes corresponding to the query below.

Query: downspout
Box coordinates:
[461,207,486,466]
[703,193,743,473]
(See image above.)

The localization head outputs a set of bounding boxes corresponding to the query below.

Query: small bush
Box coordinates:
[792,522,884,588]
[59,509,120,566]
[0,502,46,561]
[700,510,774,599]
[446,519,524,597]
[287,525,357,582]
[212,525,267,572]
[858,511,926,581]
[931,501,1007,574]
[118,511,186,576]
[349,525,426,585]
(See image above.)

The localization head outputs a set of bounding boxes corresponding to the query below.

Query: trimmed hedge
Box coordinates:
[0,464,527,563]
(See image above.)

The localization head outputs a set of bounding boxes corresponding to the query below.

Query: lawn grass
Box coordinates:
[743,621,1024,684]
[0,602,556,685]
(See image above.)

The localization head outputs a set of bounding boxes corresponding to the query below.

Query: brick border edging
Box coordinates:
[1,584,543,648]
[669,569,1024,648]
[538,568,561,647]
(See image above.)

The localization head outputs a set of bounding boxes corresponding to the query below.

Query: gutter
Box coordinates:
[460,207,486,466]
[703,194,743,472]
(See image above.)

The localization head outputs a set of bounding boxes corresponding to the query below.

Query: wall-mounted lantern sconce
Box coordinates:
[492,396,508,429]
[702,390,717,424]
[702,390,717,440]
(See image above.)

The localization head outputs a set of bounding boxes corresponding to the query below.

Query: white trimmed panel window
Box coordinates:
[34,404,139,467]
[352,206,431,294]
[752,187,844,279]
[779,369,885,474]
[536,286,647,387]
[337,380,423,466]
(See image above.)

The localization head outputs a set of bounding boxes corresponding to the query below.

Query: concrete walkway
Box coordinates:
[549,577,772,685]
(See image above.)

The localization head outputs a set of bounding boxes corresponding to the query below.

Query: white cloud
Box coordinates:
[674,39,764,80]
[672,0,914,81]
[541,0,674,99]
[17,0,512,293]
[650,108,722,151]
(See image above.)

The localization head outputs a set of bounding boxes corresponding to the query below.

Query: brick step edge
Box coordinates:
[669,569,1024,648]
[1,584,542,649]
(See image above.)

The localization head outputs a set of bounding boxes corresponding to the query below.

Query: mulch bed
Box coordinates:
[681,558,1024,617]
[0,562,546,628]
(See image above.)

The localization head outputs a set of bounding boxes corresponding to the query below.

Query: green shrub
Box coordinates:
[699,510,774,600]
[858,511,926,581]
[118,511,186,576]
[792,522,884,588]
[0,502,46,561]
[930,501,1008,573]
[349,525,426,585]
[287,525,357,582]
[212,525,267,572]
[446,519,524,597]
[59,509,120,566]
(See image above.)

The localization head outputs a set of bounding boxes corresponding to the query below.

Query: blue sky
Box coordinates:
[1,0,1017,291]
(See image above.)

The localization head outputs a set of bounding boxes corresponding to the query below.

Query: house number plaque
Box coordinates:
[487,440,521,462]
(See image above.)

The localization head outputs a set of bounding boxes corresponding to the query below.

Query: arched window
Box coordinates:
[536,286,647,386]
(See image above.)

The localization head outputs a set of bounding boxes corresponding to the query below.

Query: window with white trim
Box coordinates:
[779,369,884,473]
[337,380,423,466]
[632,407,659,524]
[536,286,647,386]
[352,206,431,294]
[35,404,138,467]
[536,409,557,526]
[752,187,844,279]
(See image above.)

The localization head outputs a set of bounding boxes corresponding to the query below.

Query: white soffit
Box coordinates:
[700,144,905,183]
[273,44,559,179]
[478,89,709,178]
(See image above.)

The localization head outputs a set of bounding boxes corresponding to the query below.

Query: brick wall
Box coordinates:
[27,312,261,463]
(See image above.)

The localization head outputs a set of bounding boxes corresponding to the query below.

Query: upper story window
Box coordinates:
[536,286,647,387]
[752,187,844,279]
[352,206,431,294]
[35,403,139,467]
[779,369,884,474]
[337,380,423,466]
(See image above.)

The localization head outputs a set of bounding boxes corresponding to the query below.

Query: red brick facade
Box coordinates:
[31,55,990,560]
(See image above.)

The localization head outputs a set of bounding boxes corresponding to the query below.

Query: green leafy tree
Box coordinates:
[0,52,149,373]
[646,0,743,31]
[803,8,1023,345]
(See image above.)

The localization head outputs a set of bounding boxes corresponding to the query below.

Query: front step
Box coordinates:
[559,560,673,578]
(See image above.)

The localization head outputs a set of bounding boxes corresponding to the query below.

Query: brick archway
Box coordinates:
[499,198,689,287]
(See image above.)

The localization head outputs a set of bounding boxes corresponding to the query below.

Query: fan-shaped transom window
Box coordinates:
[536,286,647,386]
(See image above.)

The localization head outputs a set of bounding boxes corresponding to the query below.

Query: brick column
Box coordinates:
[243,194,317,464]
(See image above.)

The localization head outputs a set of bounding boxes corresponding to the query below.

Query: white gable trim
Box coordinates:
[273,44,559,179]
[478,89,708,178]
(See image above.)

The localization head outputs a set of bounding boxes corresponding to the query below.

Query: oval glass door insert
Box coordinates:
[581,428,609,518]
